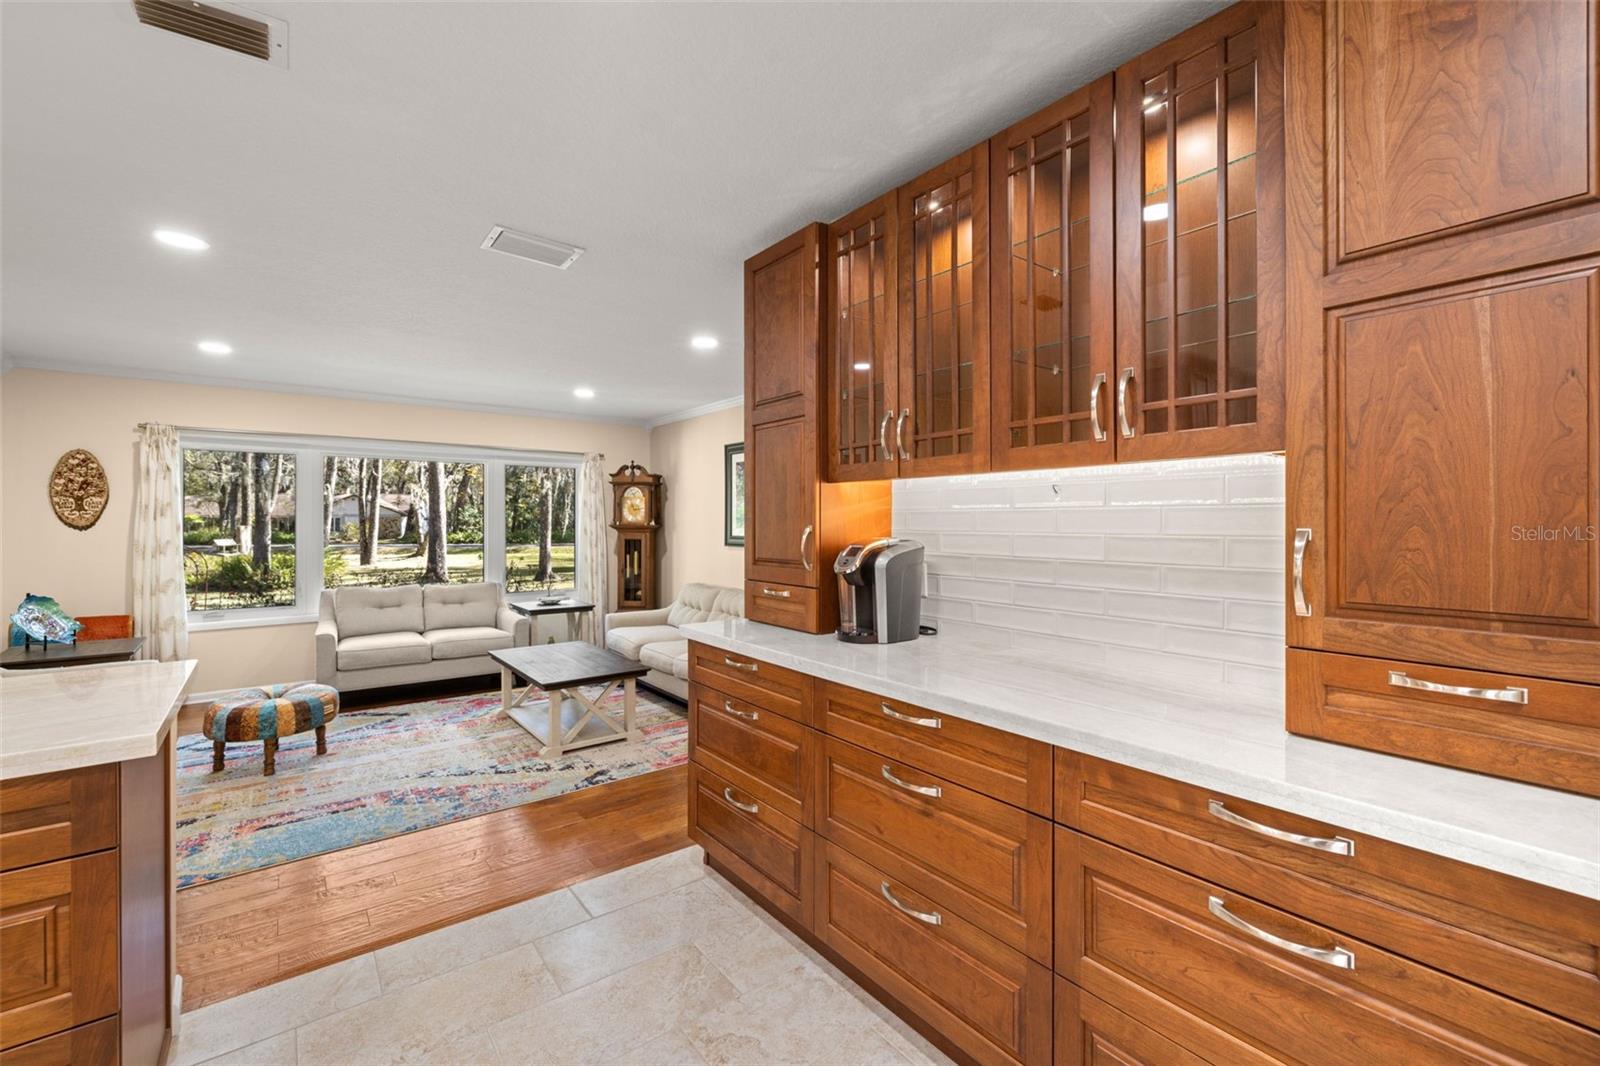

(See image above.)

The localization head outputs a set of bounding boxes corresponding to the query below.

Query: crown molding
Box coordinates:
[645,394,744,430]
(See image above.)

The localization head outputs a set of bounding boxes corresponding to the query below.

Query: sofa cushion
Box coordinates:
[423,582,499,631]
[666,582,744,627]
[337,631,432,671]
[425,626,513,660]
[334,586,425,638]
[639,638,689,679]
[606,625,683,661]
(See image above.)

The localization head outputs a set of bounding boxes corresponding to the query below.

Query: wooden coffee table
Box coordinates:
[490,642,649,758]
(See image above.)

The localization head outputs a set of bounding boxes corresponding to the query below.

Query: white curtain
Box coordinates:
[131,423,189,661]
[576,453,609,646]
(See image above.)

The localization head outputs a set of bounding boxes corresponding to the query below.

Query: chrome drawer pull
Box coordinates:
[881,703,941,729]
[1116,367,1135,439]
[1089,372,1107,442]
[896,408,911,461]
[881,882,942,926]
[800,524,814,572]
[881,764,942,798]
[723,656,758,673]
[760,587,792,599]
[1388,671,1528,705]
[878,409,894,460]
[722,787,760,814]
[1208,800,1354,856]
[1292,528,1312,617]
[1208,895,1355,970]
[722,700,759,722]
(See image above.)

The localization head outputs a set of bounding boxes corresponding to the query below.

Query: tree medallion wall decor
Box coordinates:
[49,448,110,530]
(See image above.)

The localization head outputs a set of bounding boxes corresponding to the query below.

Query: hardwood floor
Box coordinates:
[176,763,689,1010]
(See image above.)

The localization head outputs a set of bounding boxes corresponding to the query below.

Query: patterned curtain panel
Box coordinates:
[131,423,189,661]
[576,453,609,646]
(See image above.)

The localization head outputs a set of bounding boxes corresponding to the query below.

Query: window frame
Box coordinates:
[180,430,583,631]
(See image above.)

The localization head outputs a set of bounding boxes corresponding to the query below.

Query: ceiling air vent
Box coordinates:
[481,226,584,270]
[132,0,288,68]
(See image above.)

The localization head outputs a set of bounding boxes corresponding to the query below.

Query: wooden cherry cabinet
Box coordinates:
[827,194,900,482]
[1113,1,1284,461]
[1282,0,1600,788]
[990,76,1116,471]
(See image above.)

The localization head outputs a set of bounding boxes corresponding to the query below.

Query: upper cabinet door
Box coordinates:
[1114,2,1285,462]
[827,195,900,482]
[990,76,1116,472]
[896,146,992,477]
[747,225,823,426]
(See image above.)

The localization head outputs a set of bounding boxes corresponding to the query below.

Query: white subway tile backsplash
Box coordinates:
[894,455,1286,687]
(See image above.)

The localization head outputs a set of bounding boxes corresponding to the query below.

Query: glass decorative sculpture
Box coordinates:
[9,594,83,646]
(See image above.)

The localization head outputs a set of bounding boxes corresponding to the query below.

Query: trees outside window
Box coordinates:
[182,448,297,611]
[506,465,576,593]
[322,458,484,589]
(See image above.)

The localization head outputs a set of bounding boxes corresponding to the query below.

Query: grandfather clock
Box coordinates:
[609,461,662,611]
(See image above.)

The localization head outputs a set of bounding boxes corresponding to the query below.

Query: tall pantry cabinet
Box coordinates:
[1282,0,1600,795]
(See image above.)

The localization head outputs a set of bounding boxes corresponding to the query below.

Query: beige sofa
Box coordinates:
[315,582,530,693]
[603,582,743,700]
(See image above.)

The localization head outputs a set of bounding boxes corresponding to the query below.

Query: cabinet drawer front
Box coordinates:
[745,581,819,631]
[1058,830,1600,1066]
[818,680,1051,813]
[819,737,1050,961]
[0,852,119,1051]
[1056,750,1600,1028]
[688,682,812,825]
[688,764,809,925]
[1055,977,1243,1066]
[0,766,118,873]
[815,841,1050,1066]
[0,1016,119,1066]
[1288,648,1600,796]
[686,643,811,724]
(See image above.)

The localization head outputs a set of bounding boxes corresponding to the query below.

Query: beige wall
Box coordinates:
[648,402,744,596]
[0,368,650,691]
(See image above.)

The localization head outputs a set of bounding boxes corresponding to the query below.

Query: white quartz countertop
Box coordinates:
[0,659,197,779]
[680,619,1600,900]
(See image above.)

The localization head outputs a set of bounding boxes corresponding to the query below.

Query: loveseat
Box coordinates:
[315,582,530,693]
[603,582,743,700]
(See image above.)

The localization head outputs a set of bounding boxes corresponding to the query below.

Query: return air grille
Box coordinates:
[481,226,585,270]
[132,0,287,66]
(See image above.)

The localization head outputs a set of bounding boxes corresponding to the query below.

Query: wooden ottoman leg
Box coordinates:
[264,737,278,776]
[316,724,328,755]
[212,740,225,772]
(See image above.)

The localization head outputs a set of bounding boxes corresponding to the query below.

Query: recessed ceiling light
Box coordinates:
[573,386,595,399]
[154,229,210,252]
[690,334,719,351]
[1142,202,1169,223]
[197,340,233,356]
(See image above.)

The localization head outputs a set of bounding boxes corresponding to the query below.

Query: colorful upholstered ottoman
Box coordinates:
[203,682,340,776]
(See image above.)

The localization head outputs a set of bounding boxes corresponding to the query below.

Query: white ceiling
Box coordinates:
[1,0,1222,424]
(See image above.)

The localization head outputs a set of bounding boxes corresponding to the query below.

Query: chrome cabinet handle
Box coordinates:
[1089,372,1107,442]
[760,587,792,599]
[881,703,941,729]
[881,882,942,926]
[723,656,758,672]
[878,409,894,460]
[1208,895,1355,970]
[881,764,942,798]
[800,524,813,572]
[1389,671,1529,705]
[722,700,759,722]
[1292,528,1312,617]
[722,787,760,814]
[895,408,910,460]
[1207,800,1354,857]
[1116,368,1135,439]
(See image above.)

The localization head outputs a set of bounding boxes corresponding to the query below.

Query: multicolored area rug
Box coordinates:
[175,686,686,888]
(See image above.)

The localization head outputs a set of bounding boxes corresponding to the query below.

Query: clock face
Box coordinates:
[621,485,648,524]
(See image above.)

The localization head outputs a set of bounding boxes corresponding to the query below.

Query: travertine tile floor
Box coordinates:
[170,846,954,1066]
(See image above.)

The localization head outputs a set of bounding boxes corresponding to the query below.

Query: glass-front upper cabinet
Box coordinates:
[826,193,899,482]
[1114,1,1283,460]
[896,145,990,476]
[990,75,1115,471]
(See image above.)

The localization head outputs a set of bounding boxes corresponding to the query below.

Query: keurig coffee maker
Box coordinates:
[833,538,925,644]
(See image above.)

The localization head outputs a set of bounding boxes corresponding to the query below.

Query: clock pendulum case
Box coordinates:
[609,461,663,610]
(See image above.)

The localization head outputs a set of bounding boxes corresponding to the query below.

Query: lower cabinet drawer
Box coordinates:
[818,736,1052,962]
[745,581,819,631]
[0,1016,119,1066]
[688,763,811,927]
[1057,828,1600,1066]
[815,841,1052,1066]
[0,852,120,1051]
[0,765,118,874]
[688,681,813,826]
[686,642,812,724]
[1054,977,1239,1066]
